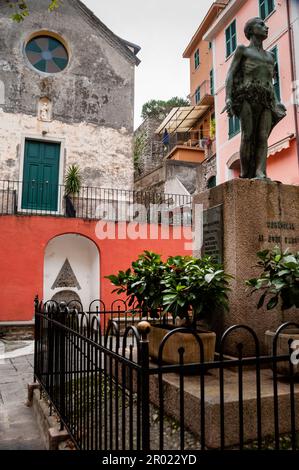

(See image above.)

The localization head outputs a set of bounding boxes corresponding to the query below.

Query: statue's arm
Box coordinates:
[225,45,245,116]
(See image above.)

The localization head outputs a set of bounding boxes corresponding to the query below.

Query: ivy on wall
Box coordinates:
[133,131,147,170]
[4,0,61,22]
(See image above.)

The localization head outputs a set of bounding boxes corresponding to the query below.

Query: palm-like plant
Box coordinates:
[65,164,82,196]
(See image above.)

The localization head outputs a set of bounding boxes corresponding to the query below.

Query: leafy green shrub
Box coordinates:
[162,255,231,326]
[107,251,166,318]
[107,251,232,326]
[246,247,299,310]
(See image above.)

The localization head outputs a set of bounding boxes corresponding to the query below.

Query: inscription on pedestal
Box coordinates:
[258,220,299,246]
[202,205,223,264]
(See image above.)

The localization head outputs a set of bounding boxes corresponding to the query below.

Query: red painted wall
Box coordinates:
[0,216,193,321]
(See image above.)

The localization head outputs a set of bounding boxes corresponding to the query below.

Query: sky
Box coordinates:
[83,0,214,129]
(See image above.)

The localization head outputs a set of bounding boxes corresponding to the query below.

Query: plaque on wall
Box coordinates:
[202,205,223,264]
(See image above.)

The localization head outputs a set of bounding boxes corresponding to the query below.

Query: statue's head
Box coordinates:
[244,17,269,40]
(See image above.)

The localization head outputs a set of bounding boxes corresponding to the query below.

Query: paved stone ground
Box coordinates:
[0,341,45,450]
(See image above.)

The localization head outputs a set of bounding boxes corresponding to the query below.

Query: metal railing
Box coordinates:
[162,131,215,157]
[0,180,192,225]
[34,298,299,451]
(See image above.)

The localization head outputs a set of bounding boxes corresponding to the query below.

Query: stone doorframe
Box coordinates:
[18,132,66,214]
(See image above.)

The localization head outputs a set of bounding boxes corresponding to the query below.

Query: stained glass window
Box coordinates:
[25,36,68,73]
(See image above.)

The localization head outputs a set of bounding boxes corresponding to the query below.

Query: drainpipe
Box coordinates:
[286,0,299,174]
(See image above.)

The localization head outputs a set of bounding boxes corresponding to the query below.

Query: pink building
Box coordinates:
[204,0,299,185]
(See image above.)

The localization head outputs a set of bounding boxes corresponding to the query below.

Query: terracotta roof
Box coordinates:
[183,1,228,57]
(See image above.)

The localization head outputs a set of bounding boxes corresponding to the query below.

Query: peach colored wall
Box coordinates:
[212,0,298,184]
[189,40,213,102]
[0,216,192,321]
[170,147,205,163]
[267,140,299,183]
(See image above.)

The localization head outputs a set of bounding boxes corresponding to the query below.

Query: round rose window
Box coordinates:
[25,35,68,74]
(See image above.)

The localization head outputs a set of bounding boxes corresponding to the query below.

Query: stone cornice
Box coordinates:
[73,0,140,66]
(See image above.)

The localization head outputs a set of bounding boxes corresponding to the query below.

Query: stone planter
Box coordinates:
[148,325,216,365]
[265,329,299,376]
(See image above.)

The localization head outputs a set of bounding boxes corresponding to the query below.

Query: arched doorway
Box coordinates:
[44,234,100,311]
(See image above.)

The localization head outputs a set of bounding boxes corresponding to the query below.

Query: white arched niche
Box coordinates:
[44,234,99,311]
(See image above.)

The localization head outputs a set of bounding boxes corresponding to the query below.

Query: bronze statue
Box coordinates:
[224,17,286,179]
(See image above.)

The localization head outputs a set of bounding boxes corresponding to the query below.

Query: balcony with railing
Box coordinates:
[0,180,192,226]
[190,79,214,107]
[163,131,215,163]
[155,100,215,164]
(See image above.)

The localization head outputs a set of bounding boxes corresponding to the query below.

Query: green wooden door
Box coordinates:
[22,140,60,211]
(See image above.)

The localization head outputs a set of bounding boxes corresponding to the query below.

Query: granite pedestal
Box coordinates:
[194,179,299,354]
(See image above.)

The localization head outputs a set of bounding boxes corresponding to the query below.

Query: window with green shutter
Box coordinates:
[271,46,281,101]
[194,49,200,69]
[259,0,275,20]
[195,86,201,104]
[210,69,214,95]
[228,115,240,138]
[225,20,237,58]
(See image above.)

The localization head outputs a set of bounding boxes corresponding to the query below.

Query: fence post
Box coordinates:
[33,295,39,383]
[137,321,151,451]
[59,302,67,430]
[47,303,55,414]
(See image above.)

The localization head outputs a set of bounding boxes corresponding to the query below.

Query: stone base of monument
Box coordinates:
[194,179,299,355]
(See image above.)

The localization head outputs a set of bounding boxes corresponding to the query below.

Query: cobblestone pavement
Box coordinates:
[0,341,45,450]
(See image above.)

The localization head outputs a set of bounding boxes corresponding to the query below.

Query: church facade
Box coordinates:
[0,0,139,190]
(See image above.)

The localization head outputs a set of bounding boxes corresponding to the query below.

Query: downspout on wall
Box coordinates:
[286,0,299,176]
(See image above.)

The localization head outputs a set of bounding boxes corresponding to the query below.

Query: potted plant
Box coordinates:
[64,164,82,218]
[106,251,165,318]
[107,251,232,364]
[162,255,231,327]
[246,247,299,374]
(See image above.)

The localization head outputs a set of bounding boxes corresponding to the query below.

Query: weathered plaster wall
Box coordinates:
[0,0,135,129]
[134,160,198,195]
[0,0,136,187]
[0,111,133,187]
[165,161,198,194]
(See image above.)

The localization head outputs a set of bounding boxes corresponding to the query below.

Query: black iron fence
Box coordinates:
[34,298,299,451]
[0,180,192,225]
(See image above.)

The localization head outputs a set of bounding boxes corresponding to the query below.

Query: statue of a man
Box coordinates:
[224,17,286,179]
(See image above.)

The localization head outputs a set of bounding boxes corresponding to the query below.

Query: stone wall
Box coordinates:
[134,116,164,178]
[197,154,216,193]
